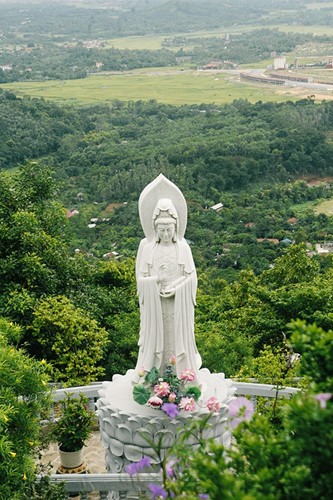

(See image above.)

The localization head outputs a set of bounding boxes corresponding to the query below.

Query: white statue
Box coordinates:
[97,175,235,473]
[133,174,202,381]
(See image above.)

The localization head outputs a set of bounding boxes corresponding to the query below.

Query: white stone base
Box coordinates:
[96,369,236,473]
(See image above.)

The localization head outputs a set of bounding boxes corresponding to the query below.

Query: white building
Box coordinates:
[273,57,288,70]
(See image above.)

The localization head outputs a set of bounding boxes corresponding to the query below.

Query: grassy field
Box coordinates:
[314,198,333,216]
[106,24,333,51]
[291,197,333,216]
[1,70,296,105]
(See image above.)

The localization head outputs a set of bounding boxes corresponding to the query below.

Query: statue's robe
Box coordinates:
[134,238,202,381]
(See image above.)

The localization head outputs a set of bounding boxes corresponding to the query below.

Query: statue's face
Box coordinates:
[156,223,175,243]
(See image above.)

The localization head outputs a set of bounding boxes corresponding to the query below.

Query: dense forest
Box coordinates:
[2,90,333,198]
[1,89,333,272]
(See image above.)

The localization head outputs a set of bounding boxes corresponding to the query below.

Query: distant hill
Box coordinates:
[0,0,332,42]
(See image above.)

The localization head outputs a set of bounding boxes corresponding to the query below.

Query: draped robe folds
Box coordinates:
[134,237,202,382]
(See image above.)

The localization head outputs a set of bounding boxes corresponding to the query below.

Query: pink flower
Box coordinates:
[154,381,171,397]
[314,393,332,409]
[148,396,163,408]
[168,392,177,403]
[206,396,220,413]
[229,397,254,428]
[180,368,196,382]
[169,355,176,366]
[138,366,145,377]
[179,396,196,412]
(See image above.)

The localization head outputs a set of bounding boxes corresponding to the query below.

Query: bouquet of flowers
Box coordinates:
[133,356,203,418]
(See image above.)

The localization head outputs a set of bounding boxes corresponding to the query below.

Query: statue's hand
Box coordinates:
[160,287,175,298]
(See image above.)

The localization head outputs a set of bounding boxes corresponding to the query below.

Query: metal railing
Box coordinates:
[46,380,299,499]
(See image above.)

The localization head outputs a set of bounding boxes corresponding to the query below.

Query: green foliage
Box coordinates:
[22,472,67,500]
[260,243,320,287]
[0,163,71,324]
[30,295,108,386]
[52,393,95,453]
[290,320,333,392]
[0,318,53,499]
[196,245,333,375]
[135,391,332,499]
[236,343,300,419]
[237,343,299,387]
[154,321,333,498]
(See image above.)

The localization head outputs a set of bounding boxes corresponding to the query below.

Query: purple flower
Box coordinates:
[162,402,179,418]
[198,495,209,499]
[229,397,254,428]
[166,459,177,478]
[138,456,151,469]
[125,462,139,475]
[314,393,332,409]
[149,483,168,499]
[125,456,151,475]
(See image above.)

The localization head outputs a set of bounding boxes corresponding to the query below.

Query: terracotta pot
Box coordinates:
[59,447,83,469]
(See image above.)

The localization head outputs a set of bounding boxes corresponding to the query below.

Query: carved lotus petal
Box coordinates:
[147,417,164,431]
[106,452,124,473]
[110,413,123,428]
[132,428,152,447]
[118,410,133,423]
[165,419,181,433]
[154,429,175,448]
[101,429,111,449]
[102,417,115,438]
[115,424,132,443]
[127,416,142,431]
[124,444,143,462]
[109,437,124,457]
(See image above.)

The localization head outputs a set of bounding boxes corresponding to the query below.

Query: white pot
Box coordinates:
[59,447,83,469]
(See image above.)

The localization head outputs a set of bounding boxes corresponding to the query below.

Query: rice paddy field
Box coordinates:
[2,21,333,106]
[0,69,309,105]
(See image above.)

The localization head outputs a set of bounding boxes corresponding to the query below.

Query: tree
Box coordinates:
[0,318,64,499]
[0,163,71,324]
[29,295,108,386]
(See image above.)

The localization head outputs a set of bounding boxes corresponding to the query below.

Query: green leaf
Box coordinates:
[133,384,150,405]
[145,367,159,385]
[184,386,202,401]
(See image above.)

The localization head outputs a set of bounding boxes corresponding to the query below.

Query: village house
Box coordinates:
[210,202,224,212]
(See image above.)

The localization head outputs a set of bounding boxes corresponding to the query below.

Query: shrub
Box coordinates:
[29,295,109,386]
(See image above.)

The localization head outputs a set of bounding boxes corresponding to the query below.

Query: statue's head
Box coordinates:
[153,198,178,243]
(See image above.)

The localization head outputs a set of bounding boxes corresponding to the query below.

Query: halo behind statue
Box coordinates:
[139,174,187,241]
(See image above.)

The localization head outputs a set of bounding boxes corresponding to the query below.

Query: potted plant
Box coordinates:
[53,393,95,469]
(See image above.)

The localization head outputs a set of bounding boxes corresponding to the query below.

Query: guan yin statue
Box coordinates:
[97,174,236,476]
[133,175,201,382]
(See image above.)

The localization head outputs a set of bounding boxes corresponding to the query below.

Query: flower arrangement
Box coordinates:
[133,356,204,417]
[133,355,221,417]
